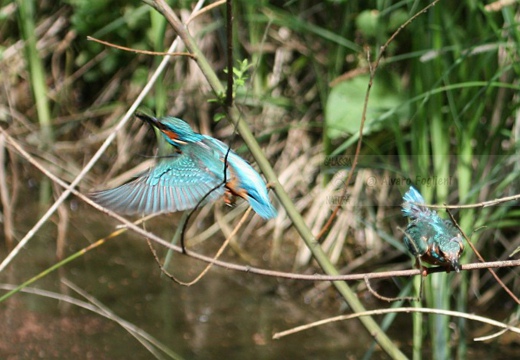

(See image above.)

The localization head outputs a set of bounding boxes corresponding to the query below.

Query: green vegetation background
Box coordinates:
[1,0,520,359]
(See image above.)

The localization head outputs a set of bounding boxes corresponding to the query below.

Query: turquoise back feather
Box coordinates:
[91,114,277,219]
[401,186,464,271]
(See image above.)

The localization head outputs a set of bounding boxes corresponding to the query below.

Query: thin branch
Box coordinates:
[148,207,252,286]
[0,0,207,274]
[0,282,177,357]
[447,209,520,304]
[474,328,508,342]
[0,134,14,249]
[3,128,520,290]
[179,178,226,253]
[272,307,520,340]
[422,192,520,209]
[316,0,442,241]
[329,60,381,87]
[364,274,419,303]
[225,0,233,107]
[87,36,196,58]
[186,0,226,24]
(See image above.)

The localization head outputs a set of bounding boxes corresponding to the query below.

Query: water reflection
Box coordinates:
[0,209,366,359]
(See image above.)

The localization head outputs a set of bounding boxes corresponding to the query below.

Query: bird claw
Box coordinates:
[420,266,429,277]
[224,191,236,207]
[414,259,429,277]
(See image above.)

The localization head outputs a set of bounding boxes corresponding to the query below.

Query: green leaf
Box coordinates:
[325,73,406,139]
[214,113,226,122]
[356,10,379,38]
[389,9,409,32]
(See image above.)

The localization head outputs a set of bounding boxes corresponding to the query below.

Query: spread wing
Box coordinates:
[90,153,225,216]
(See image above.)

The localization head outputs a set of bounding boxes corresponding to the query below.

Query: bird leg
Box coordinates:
[414,258,429,277]
[223,190,237,207]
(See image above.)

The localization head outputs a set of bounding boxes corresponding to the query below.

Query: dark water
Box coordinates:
[0,207,372,360]
[1,205,518,359]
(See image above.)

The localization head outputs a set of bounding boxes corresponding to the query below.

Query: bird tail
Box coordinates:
[246,191,277,219]
[401,186,427,219]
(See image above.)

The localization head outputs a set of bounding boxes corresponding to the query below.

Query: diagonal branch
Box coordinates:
[447,209,520,304]
[3,125,520,302]
[140,1,445,358]
[315,0,442,241]
[225,0,234,107]
[0,0,207,273]
[273,307,520,340]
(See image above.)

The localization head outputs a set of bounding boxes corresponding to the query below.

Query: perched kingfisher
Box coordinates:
[401,186,464,273]
[90,113,277,219]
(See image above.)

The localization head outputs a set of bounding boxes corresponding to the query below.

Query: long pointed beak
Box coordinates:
[135,112,187,146]
[135,112,164,130]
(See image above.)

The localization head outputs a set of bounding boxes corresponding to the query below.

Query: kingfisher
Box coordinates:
[90,113,277,220]
[401,186,464,273]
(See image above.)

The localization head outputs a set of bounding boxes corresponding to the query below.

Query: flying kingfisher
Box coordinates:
[401,186,464,273]
[90,113,277,219]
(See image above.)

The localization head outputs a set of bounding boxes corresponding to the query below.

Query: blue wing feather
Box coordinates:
[90,153,225,215]
[92,116,276,219]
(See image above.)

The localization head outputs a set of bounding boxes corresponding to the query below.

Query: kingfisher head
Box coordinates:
[439,234,464,272]
[136,112,204,147]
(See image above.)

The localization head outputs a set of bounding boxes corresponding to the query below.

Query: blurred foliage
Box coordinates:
[3,0,520,357]
[65,0,151,81]
[325,72,407,137]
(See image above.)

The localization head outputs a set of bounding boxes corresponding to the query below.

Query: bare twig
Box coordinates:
[329,60,381,87]
[63,280,174,357]
[186,0,226,24]
[447,209,520,304]
[179,178,226,253]
[147,207,252,286]
[0,134,14,249]
[225,0,233,107]
[273,307,520,340]
[87,36,196,58]
[474,328,508,342]
[54,183,69,261]
[3,128,520,290]
[0,0,207,273]
[316,0,442,242]
[364,274,419,303]
[423,192,520,209]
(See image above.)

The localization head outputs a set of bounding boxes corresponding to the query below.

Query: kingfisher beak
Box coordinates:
[135,112,163,130]
[135,112,187,145]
